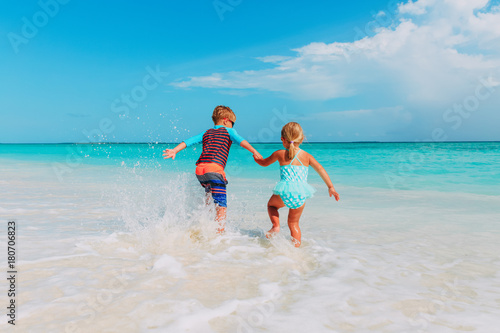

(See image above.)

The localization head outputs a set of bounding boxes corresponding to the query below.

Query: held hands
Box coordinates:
[162,149,177,160]
[253,153,264,166]
[253,152,263,160]
[329,187,340,201]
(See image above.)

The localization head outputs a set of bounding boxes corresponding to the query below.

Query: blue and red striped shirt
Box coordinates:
[183,125,245,169]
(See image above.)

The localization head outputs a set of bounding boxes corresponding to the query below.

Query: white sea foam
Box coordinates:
[1,154,499,332]
[152,254,186,278]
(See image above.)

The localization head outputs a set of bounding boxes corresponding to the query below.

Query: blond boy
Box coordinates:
[163,106,262,232]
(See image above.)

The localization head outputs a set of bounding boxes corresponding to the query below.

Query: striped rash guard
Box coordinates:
[183,125,245,168]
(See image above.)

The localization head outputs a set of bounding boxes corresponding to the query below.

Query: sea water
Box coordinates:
[0,142,499,332]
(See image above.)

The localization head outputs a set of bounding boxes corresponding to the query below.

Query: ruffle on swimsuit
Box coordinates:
[273,149,316,209]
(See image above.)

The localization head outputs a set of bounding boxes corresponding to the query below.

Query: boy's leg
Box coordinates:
[210,182,227,233]
[267,195,285,237]
[196,165,213,206]
[195,165,228,232]
[205,191,212,206]
[288,204,305,247]
[215,206,226,233]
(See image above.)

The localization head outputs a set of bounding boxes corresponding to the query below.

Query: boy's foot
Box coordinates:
[266,227,280,239]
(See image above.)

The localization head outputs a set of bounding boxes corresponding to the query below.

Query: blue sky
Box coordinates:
[1,0,499,143]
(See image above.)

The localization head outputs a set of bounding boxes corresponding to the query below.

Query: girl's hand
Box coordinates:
[163,149,177,160]
[329,187,340,201]
[253,152,263,160]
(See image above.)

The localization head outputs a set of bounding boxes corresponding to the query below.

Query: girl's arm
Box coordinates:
[309,154,340,201]
[254,151,279,167]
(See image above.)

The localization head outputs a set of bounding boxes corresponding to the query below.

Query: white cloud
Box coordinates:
[174,64,351,100]
[256,55,293,63]
[173,0,500,141]
[398,0,431,15]
[173,0,500,105]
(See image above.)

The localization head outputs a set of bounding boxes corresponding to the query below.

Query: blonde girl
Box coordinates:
[255,122,340,247]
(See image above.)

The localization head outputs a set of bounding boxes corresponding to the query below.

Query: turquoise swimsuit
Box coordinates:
[273,149,316,209]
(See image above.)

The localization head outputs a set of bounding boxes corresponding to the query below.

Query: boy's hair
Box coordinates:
[212,105,236,124]
[281,122,304,160]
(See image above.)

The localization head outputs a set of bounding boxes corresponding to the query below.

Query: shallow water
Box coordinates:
[1,142,499,332]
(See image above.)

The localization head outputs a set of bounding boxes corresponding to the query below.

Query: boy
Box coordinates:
[163,105,262,232]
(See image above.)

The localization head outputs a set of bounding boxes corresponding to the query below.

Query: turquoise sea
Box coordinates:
[1,142,499,332]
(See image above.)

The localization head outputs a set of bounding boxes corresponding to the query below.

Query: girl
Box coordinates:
[255,122,340,247]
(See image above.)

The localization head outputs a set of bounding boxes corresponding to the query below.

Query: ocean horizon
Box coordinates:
[1,142,499,332]
[2,140,500,144]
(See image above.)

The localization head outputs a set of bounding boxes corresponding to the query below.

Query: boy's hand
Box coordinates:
[163,149,177,160]
[253,152,263,160]
[329,187,340,201]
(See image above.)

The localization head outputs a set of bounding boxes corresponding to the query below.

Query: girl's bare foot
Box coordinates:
[266,227,280,238]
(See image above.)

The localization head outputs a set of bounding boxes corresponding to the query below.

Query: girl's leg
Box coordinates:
[267,195,285,237]
[288,204,305,247]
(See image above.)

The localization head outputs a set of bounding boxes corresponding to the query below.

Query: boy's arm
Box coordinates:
[163,131,205,160]
[163,142,186,160]
[309,154,340,201]
[240,140,263,160]
[255,151,279,167]
[227,128,263,159]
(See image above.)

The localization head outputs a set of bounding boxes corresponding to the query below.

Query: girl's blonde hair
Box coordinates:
[281,122,304,160]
